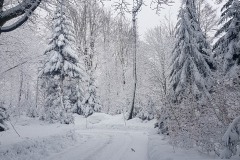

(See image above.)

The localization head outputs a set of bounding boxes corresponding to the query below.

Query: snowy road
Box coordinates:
[1,113,235,160]
[45,129,149,160]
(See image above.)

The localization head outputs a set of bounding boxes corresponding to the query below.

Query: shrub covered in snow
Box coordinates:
[137,98,155,121]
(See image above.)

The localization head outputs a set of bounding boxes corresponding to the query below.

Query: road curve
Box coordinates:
[45,129,149,160]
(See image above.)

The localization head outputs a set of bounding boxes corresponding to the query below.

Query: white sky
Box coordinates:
[137,0,181,37]
[103,0,182,38]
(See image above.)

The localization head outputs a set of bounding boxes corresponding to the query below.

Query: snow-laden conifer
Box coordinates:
[169,0,214,100]
[40,3,82,78]
[213,0,240,75]
[40,1,85,123]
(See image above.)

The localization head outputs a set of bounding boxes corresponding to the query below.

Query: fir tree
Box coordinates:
[213,0,240,75]
[169,0,214,100]
[40,1,84,124]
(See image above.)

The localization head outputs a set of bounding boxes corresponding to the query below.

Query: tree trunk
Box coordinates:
[128,0,142,120]
[35,76,39,109]
[18,72,24,108]
[60,74,65,110]
[128,4,139,120]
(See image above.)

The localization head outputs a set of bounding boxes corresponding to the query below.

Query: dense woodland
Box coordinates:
[0,0,240,159]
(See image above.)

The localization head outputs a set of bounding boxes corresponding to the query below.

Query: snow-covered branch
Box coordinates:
[221,116,240,159]
[132,0,143,13]
[0,0,42,33]
[150,0,173,14]
[0,0,3,12]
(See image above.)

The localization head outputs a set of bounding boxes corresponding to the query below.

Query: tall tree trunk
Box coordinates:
[128,14,137,120]
[128,0,142,120]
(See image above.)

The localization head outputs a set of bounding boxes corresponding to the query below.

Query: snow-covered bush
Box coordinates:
[137,98,155,121]
[26,106,39,118]
[156,117,169,135]
[221,116,240,159]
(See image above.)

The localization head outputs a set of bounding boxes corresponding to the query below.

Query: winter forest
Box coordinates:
[0,0,240,160]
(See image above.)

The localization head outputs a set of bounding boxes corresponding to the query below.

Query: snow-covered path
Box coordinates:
[45,129,149,160]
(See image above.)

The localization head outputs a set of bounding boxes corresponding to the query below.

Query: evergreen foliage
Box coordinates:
[213,0,240,75]
[221,116,240,159]
[0,102,8,132]
[169,0,214,100]
[82,72,101,117]
[39,1,84,123]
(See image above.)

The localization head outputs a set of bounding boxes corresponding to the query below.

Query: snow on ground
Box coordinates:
[0,113,238,160]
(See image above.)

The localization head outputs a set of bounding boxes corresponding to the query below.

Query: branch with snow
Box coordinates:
[0,0,42,33]
[132,0,143,13]
[221,116,240,159]
[150,0,174,14]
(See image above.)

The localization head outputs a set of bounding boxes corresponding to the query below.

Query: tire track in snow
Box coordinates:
[45,129,148,160]
[44,133,111,160]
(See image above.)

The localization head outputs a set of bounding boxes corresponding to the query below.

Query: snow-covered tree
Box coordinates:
[39,1,84,124]
[69,0,102,117]
[213,0,240,75]
[166,0,221,152]
[169,0,214,100]
[82,75,101,117]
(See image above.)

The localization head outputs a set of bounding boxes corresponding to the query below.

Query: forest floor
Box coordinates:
[0,113,238,160]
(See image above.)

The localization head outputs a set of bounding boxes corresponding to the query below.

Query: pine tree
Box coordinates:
[39,1,84,124]
[169,0,214,100]
[213,0,240,75]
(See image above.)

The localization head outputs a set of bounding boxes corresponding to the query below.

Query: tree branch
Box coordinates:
[0,0,3,12]
[0,61,28,75]
[0,0,42,32]
[132,0,143,13]
[150,0,173,14]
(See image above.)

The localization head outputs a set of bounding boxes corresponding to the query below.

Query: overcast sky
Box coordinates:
[103,0,182,39]
[137,1,181,37]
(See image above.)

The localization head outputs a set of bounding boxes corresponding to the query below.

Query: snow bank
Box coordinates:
[0,116,81,160]
[83,113,155,130]
[0,131,80,160]
[147,129,238,160]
